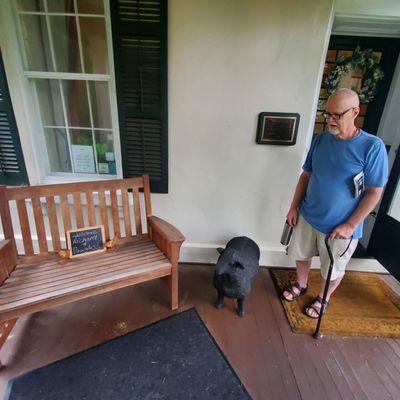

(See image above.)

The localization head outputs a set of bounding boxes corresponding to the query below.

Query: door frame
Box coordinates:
[368,146,400,280]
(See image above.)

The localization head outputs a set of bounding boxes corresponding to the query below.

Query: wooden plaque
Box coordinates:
[66,225,106,258]
[256,112,300,146]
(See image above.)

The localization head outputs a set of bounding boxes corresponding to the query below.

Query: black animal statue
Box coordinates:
[213,236,260,317]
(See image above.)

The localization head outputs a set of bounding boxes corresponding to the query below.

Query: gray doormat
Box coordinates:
[7,309,251,399]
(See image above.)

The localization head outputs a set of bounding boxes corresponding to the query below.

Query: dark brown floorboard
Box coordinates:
[0,265,400,400]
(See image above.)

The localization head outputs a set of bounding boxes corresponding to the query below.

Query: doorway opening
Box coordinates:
[313,34,400,275]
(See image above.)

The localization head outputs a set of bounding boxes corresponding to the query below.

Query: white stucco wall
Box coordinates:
[150,0,335,263]
[335,0,400,17]
[1,0,389,272]
[378,55,400,223]
[377,57,400,151]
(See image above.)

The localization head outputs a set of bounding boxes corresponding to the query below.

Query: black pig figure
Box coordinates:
[213,236,260,317]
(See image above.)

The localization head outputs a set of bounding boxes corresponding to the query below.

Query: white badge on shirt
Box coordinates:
[353,171,364,198]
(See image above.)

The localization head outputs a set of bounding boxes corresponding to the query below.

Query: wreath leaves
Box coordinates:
[325,46,384,104]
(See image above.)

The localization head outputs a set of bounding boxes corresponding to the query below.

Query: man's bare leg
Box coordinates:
[283,260,311,300]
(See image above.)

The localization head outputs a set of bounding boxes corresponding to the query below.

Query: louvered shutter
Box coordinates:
[0,53,28,186]
[111,0,168,193]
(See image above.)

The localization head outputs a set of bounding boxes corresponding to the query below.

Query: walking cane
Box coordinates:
[312,234,334,339]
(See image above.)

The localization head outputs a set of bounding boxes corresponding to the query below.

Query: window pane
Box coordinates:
[79,17,108,74]
[89,82,111,128]
[19,15,54,71]
[35,79,65,126]
[70,130,96,174]
[44,128,72,172]
[47,0,75,13]
[71,129,93,146]
[16,0,45,12]
[48,16,82,73]
[77,0,104,14]
[62,80,91,127]
[95,131,115,175]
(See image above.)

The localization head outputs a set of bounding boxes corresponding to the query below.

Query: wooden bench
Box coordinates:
[0,175,185,361]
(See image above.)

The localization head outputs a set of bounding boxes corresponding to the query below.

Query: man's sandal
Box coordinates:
[305,296,329,319]
[281,282,308,302]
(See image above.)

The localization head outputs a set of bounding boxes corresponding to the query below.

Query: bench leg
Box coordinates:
[168,244,179,311]
[169,267,179,311]
[0,318,17,368]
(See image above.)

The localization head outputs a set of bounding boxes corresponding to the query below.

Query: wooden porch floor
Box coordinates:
[0,265,399,400]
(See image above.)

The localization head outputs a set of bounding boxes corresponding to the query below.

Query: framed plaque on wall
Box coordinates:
[256,112,300,146]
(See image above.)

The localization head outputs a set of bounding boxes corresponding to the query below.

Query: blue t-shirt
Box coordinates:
[299,130,388,239]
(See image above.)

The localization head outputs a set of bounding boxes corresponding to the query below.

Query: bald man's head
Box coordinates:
[327,88,360,108]
[324,88,360,137]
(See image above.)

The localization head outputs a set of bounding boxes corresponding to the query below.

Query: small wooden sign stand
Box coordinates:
[66,225,106,259]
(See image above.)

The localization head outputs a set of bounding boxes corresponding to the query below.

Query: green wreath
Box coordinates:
[325,46,384,104]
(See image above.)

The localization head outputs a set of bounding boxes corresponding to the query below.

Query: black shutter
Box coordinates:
[0,53,28,186]
[111,0,168,193]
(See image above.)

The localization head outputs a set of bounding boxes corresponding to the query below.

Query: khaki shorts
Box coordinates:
[287,214,358,281]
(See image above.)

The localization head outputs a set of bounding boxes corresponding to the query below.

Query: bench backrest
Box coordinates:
[0,175,152,259]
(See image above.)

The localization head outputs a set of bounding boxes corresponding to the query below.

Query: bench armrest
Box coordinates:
[0,239,17,285]
[148,216,185,243]
[148,216,185,260]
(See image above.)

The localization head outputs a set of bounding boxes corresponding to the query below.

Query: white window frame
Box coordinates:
[3,0,122,184]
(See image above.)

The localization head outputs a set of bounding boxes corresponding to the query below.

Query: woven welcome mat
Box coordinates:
[270,268,400,338]
[7,309,251,400]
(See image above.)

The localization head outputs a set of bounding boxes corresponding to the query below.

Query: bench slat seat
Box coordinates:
[0,240,171,322]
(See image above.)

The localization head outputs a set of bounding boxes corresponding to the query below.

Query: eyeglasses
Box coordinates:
[322,107,356,121]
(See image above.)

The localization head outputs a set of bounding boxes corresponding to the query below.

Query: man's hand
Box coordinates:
[286,207,298,227]
[330,222,355,239]
[286,171,310,227]
[330,187,384,239]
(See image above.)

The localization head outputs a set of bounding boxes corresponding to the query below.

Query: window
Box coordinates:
[14,0,119,178]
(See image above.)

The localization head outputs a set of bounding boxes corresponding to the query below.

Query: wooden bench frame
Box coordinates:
[0,175,185,363]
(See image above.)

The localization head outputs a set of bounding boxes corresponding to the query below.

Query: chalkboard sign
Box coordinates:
[256,112,300,146]
[66,225,106,258]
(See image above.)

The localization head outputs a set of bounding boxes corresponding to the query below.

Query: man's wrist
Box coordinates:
[346,219,357,230]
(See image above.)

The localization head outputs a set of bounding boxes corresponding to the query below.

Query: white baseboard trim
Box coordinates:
[180,243,389,274]
[3,236,389,275]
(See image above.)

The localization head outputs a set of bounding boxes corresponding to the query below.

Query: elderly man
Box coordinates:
[282,88,388,319]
